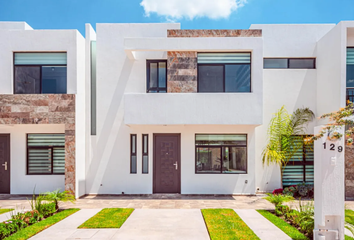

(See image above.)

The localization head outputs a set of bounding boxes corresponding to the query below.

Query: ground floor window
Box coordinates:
[195,134,247,174]
[27,134,65,175]
[282,135,314,186]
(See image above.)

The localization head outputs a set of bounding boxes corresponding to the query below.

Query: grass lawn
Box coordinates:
[257,210,309,240]
[201,209,259,240]
[345,209,354,240]
[0,209,14,215]
[78,208,134,228]
[4,208,80,240]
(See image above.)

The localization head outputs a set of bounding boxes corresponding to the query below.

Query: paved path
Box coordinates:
[0,194,274,210]
[235,209,291,240]
[29,209,209,240]
[111,209,210,240]
[29,209,102,240]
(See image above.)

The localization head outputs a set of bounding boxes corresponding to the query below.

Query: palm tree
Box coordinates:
[262,106,315,187]
[44,189,75,211]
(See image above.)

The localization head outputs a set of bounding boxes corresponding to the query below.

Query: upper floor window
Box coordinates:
[264,58,316,69]
[197,53,251,93]
[14,53,67,94]
[146,60,167,93]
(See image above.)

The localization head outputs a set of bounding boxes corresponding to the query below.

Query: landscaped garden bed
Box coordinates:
[78,208,134,228]
[0,189,76,240]
[201,209,259,240]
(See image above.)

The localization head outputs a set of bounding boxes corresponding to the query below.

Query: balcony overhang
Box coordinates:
[124,37,263,59]
[124,93,263,125]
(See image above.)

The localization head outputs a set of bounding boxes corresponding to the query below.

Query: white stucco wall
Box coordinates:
[0,125,65,194]
[250,24,333,192]
[0,23,83,94]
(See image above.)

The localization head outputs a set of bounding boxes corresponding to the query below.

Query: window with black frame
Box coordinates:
[195,134,247,174]
[282,135,314,186]
[197,53,251,93]
[347,48,354,104]
[27,134,65,175]
[146,60,167,93]
[14,53,67,94]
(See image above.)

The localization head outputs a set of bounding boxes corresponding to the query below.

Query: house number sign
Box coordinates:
[322,142,343,152]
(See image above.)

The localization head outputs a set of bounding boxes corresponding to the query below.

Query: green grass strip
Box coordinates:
[257,210,309,240]
[4,208,80,240]
[0,209,14,215]
[346,235,354,240]
[201,209,260,240]
[78,208,134,228]
[346,209,354,225]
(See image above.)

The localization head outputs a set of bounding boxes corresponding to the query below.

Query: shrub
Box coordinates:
[283,186,297,197]
[296,199,314,237]
[272,188,283,195]
[264,193,294,216]
[44,189,75,211]
[41,202,56,218]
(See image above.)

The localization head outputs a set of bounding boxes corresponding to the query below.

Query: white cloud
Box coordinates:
[140,0,247,20]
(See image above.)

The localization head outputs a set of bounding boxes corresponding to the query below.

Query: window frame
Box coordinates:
[142,134,149,174]
[26,133,65,175]
[13,52,67,94]
[282,135,314,186]
[130,134,137,174]
[263,58,316,69]
[146,60,167,93]
[194,134,248,174]
[197,52,252,93]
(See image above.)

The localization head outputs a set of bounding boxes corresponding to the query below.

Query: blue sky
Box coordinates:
[0,0,353,35]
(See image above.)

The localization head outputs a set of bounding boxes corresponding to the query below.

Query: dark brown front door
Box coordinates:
[153,134,181,193]
[0,134,10,194]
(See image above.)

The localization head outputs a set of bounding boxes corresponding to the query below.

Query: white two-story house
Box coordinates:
[0,21,353,199]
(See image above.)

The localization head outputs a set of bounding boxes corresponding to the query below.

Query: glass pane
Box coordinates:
[196,147,221,173]
[198,53,251,64]
[225,65,251,92]
[142,155,148,173]
[347,48,354,65]
[289,59,315,69]
[305,165,314,184]
[41,66,67,93]
[196,134,246,146]
[53,147,65,174]
[282,165,304,186]
[27,134,65,147]
[28,148,51,174]
[149,63,158,88]
[222,147,247,173]
[198,65,223,92]
[347,65,354,88]
[158,62,166,88]
[15,53,67,65]
[263,59,288,69]
[131,135,136,153]
[131,156,137,173]
[14,66,40,94]
[143,135,148,153]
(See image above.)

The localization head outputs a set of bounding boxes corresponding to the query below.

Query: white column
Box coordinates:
[314,126,345,240]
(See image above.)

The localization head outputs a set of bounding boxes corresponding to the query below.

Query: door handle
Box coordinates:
[173,161,178,170]
[2,162,7,171]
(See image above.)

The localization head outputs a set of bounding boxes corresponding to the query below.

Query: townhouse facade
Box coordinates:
[0,21,353,199]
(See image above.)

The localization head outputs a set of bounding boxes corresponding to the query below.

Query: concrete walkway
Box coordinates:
[29,209,102,240]
[111,209,210,240]
[235,209,291,240]
[29,209,209,240]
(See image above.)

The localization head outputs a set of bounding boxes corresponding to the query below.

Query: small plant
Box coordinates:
[272,188,283,195]
[44,189,75,211]
[296,199,314,238]
[283,186,297,197]
[41,202,56,218]
[264,193,294,208]
[28,191,45,218]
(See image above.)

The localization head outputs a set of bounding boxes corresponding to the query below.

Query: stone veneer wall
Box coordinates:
[346,135,354,199]
[0,94,76,194]
[166,29,262,93]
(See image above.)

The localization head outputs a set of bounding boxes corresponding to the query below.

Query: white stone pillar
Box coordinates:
[314,126,345,240]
